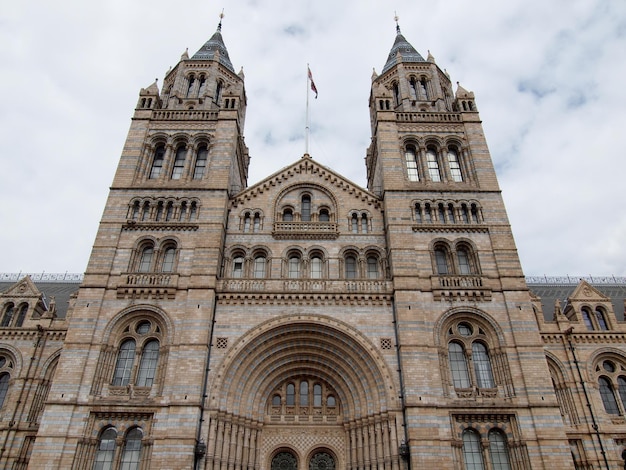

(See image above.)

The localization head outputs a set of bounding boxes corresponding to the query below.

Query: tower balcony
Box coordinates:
[431,275,492,301]
[272,221,339,240]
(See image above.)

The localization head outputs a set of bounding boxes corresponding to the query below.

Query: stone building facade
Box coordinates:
[0,21,625,470]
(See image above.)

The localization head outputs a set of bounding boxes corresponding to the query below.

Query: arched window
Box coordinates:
[437,203,446,223]
[131,201,140,220]
[138,246,154,273]
[272,452,297,470]
[488,429,512,470]
[618,376,626,410]
[581,308,594,330]
[409,77,418,100]
[462,429,484,470]
[141,202,150,221]
[300,381,308,406]
[0,372,9,408]
[186,75,195,97]
[599,377,619,414]
[351,214,358,233]
[472,342,495,388]
[93,427,117,469]
[448,148,463,182]
[272,395,281,406]
[190,202,197,219]
[415,203,422,223]
[595,307,609,330]
[447,203,456,223]
[120,427,143,470]
[314,384,322,407]
[193,145,208,179]
[327,395,336,406]
[286,383,295,406]
[165,202,174,221]
[460,204,469,223]
[405,146,419,181]
[426,148,441,181]
[155,202,164,221]
[301,195,311,222]
[198,76,207,96]
[254,255,266,278]
[448,342,471,388]
[112,339,136,386]
[136,340,160,387]
[179,202,187,221]
[435,248,449,275]
[457,248,471,275]
[171,145,187,179]
[420,78,429,100]
[471,204,480,223]
[232,256,244,278]
[345,255,357,279]
[253,213,261,232]
[149,144,165,179]
[367,256,379,279]
[393,82,400,106]
[215,80,223,105]
[319,209,330,222]
[283,209,293,222]
[310,256,323,279]
[288,255,301,278]
[15,304,28,327]
[424,203,432,222]
[243,213,251,232]
[361,214,368,233]
[1,303,14,327]
[310,452,335,470]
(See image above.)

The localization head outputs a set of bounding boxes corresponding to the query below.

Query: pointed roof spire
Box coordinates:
[382,14,426,74]
[191,10,235,72]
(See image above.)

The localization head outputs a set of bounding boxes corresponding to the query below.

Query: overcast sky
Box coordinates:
[1,0,625,277]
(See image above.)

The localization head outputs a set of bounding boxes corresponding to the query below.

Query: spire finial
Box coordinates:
[218,9,224,31]
[394,12,401,34]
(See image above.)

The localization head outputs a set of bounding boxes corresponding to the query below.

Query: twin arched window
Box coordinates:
[596,358,626,415]
[112,320,161,389]
[448,321,496,393]
[94,426,144,470]
[462,428,511,470]
[243,211,262,232]
[134,240,178,274]
[229,251,269,279]
[1,303,28,328]
[350,213,369,233]
[0,354,13,409]
[581,306,610,331]
[433,242,478,276]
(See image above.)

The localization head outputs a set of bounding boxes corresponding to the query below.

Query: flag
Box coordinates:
[308,66,318,99]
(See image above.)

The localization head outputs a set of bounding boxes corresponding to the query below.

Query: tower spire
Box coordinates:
[218,9,224,31]
[394,12,401,34]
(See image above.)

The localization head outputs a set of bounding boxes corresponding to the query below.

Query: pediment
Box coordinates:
[568,280,609,303]
[1,275,42,299]
[231,154,380,209]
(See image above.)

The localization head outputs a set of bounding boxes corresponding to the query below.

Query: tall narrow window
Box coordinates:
[138,246,154,273]
[471,204,480,223]
[243,213,251,232]
[427,149,441,182]
[155,202,164,221]
[232,257,244,278]
[472,342,495,388]
[424,203,432,223]
[319,209,330,222]
[438,204,446,223]
[113,340,136,386]
[120,428,143,470]
[581,308,594,331]
[420,78,429,100]
[288,256,300,278]
[179,202,187,221]
[193,145,208,179]
[283,209,293,222]
[311,256,323,279]
[460,204,469,223]
[254,256,266,278]
[149,145,165,179]
[215,81,223,105]
[361,214,368,233]
[448,148,463,182]
[0,373,9,408]
[351,214,358,233]
[131,201,140,220]
[405,146,419,181]
[314,384,322,407]
[300,381,309,406]
[457,248,471,275]
[449,342,471,388]
[141,202,150,221]
[186,75,195,97]
[345,256,357,279]
[301,195,311,222]
[162,247,176,273]
[488,429,511,470]
[415,203,422,223]
[165,202,174,221]
[599,377,619,414]
[447,204,456,223]
[618,376,626,410]
[93,428,117,470]
[393,82,400,106]
[409,78,418,100]
[595,308,609,330]
[15,304,28,327]
[367,256,379,279]
[1,304,14,327]
[462,429,485,470]
[190,202,197,219]
[171,145,186,179]
[136,340,159,387]
[253,213,261,232]
[435,249,449,275]
[198,76,207,96]
[286,383,295,405]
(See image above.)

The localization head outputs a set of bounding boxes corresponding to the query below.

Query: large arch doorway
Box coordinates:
[205,315,404,470]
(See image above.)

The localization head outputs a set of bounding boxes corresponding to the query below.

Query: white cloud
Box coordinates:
[1,0,625,276]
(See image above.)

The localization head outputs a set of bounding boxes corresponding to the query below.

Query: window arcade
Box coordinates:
[131,239,179,274]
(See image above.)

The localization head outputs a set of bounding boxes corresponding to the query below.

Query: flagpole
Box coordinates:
[305,63,310,155]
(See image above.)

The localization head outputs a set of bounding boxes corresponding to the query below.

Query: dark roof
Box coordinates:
[382,32,426,74]
[528,282,626,322]
[0,281,79,320]
[191,27,235,72]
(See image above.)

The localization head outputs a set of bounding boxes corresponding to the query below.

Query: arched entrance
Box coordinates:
[205,315,404,470]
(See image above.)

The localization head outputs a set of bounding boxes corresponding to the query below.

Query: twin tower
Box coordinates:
[10,20,595,470]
